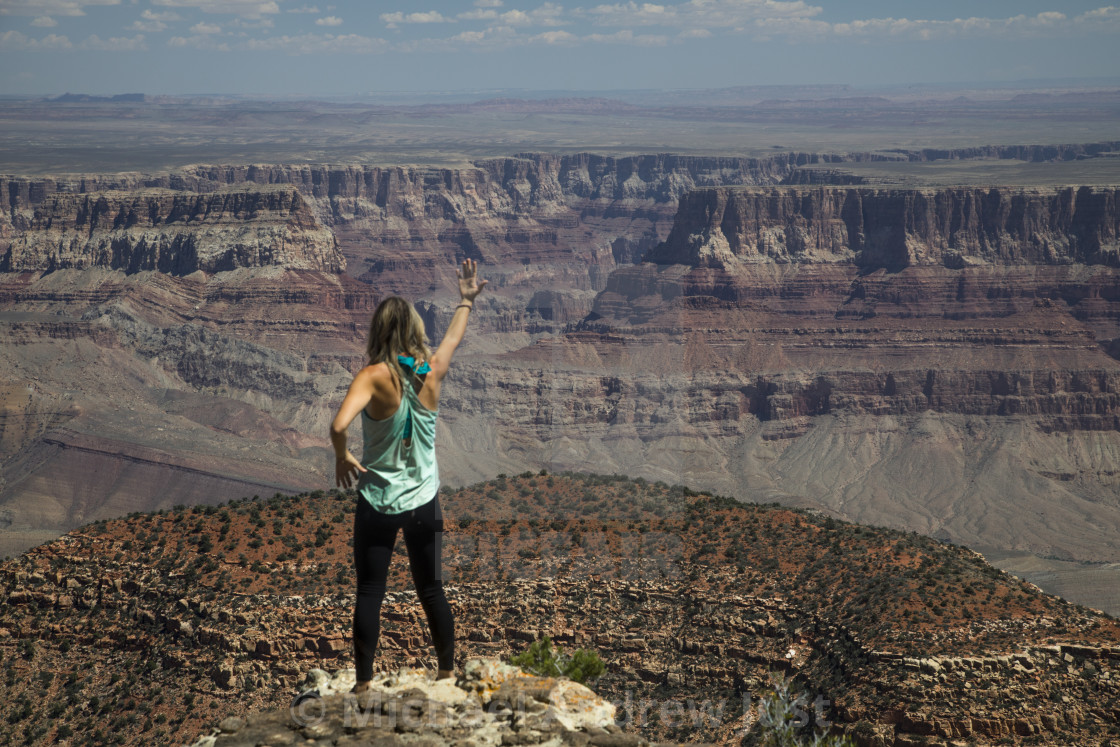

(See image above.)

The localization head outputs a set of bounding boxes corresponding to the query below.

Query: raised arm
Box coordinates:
[421,260,487,407]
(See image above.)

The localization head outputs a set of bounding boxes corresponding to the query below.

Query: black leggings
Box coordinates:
[353,493,454,680]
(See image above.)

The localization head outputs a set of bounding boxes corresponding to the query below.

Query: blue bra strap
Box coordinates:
[397,355,431,375]
[396,355,430,441]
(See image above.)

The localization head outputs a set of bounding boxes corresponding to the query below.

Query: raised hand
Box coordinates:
[457,259,488,302]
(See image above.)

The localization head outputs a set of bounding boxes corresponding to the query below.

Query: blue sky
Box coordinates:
[1,0,1119,95]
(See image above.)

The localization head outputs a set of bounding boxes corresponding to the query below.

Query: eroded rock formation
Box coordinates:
[1,187,342,275]
[3,157,1120,610]
[2,477,1119,746]
[188,659,634,747]
[646,186,1120,270]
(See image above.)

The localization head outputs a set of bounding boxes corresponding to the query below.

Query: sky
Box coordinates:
[1,0,1119,96]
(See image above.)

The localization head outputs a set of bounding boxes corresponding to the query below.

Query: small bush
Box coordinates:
[747,674,853,747]
[508,636,605,685]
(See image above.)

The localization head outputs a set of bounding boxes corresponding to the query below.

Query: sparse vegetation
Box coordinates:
[1,472,1117,746]
[747,675,853,747]
[508,636,605,685]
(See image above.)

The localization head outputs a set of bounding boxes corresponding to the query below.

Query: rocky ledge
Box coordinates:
[187,658,697,747]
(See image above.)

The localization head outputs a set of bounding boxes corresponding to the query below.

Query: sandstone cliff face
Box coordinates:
[0,187,342,275]
[4,157,1120,611]
[0,154,831,302]
[506,183,1120,569]
[647,186,1120,270]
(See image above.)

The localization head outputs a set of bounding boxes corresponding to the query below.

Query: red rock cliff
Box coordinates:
[1,186,342,275]
[647,186,1120,270]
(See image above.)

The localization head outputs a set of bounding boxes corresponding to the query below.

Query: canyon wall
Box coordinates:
[0,187,343,275]
[512,184,1119,565]
[647,186,1120,270]
[0,151,952,303]
[3,160,1120,591]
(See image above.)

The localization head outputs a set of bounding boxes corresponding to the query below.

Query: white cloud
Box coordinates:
[168,33,230,50]
[31,15,57,26]
[406,23,519,50]
[586,28,666,44]
[0,26,144,52]
[244,32,387,53]
[449,29,487,43]
[1079,6,1120,20]
[501,4,565,26]
[580,0,822,28]
[413,21,670,52]
[143,9,181,21]
[79,32,147,50]
[0,29,72,49]
[151,0,279,18]
[499,9,532,24]
[1035,11,1066,23]
[570,1,1120,42]
[0,0,119,17]
[231,17,274,28]
[129,11,180,33]
[531,29,577,44]
[822,11,1112,41]
[190,21,222,33]
[1074,6,1120,29]
[315,15,342,26]
[381,10,453,28]
[129,18,167,31]
[458,3,565,26]
[474,0,503,6]
[458,9,498,21]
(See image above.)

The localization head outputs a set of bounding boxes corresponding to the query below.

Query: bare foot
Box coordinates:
[436,669,454,681]
[351,680,371,694]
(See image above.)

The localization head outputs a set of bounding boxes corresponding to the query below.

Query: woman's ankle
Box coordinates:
[436,669,454,680]
[352,680,371,693]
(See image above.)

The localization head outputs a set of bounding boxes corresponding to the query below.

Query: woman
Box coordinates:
[330,259,487,690]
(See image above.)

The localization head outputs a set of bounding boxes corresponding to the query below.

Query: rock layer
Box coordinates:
[647,186,1120,270]
[3,479,1119,747]
[1,187,342,275]
[3,160,1120,604]
[1,154,849,303]
[188,659,635,747]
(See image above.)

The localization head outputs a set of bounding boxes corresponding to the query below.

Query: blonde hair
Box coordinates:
[366,296,431,386]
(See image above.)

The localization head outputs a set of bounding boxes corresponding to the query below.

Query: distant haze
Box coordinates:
[1,0,1119,95]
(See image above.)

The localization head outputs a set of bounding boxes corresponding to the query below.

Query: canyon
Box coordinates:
[2,147,1120,620]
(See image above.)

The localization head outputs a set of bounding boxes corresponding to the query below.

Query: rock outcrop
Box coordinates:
[646,186,1120,270]
[3,477,1119,746]
[188,659,640,747]
[1,186,343,275]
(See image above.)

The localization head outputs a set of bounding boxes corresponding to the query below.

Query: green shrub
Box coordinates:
[747,674,853,747]
[508,636,605,685]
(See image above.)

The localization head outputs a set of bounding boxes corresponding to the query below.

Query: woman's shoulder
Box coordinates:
[357,362,399,394]
[360,361,392,378]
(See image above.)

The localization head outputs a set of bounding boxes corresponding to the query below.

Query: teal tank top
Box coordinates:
[357,359,440,514]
